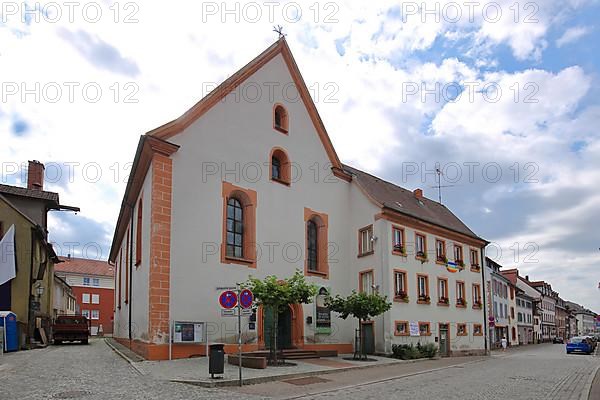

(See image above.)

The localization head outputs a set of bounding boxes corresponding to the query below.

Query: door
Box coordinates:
[264,306,293,349]
[439,324,449,357]
[361,322,375,355]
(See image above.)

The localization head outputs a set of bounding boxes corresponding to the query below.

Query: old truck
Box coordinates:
[52,315,90,344]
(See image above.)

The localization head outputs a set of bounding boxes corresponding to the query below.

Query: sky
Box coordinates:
[1,1,599,311]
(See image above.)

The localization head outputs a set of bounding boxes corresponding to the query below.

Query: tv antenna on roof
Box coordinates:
[273,25,286,39]
[429,166,459,204]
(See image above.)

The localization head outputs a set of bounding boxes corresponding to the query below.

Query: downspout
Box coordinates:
[129,206,134,342]
[480,246,489,355]
[26,228,35,348]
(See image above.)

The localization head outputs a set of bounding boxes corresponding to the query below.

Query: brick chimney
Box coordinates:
[27,160,44,191]
[413,188,423,199]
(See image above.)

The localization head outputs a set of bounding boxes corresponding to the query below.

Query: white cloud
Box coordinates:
[556,26,592,47]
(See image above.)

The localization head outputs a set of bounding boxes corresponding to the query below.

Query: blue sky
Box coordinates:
[1,0,599,311]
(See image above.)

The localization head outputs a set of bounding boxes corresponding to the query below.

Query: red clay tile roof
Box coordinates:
[0,183,59,205]
[344,165,484,241]
[55,256,115,277]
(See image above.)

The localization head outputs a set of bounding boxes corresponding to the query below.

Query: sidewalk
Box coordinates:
[103,338,477,388]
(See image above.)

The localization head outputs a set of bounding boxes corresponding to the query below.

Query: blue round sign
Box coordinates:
[239,289,254,309]
[219,290,238,309]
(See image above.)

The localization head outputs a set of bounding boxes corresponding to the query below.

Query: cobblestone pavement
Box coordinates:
[289,344,599,400]
[0,339,265,400]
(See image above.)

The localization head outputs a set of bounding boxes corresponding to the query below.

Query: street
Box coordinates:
[1,340,599,400]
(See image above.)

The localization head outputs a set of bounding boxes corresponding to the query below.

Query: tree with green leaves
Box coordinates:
[327,290,391,360]
[246,270,318,365]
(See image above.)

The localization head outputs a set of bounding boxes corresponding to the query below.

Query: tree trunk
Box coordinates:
[360,318,366,360]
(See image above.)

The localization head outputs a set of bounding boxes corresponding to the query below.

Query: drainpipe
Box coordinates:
[480,246,489,355]
[26,228,35,348]
[128,205,134,342]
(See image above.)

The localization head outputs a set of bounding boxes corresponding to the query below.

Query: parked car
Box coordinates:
[52,315,90,344]
[566,337,594,354]
[553,337,564,344]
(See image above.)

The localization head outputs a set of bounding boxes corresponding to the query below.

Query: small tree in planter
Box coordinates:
[326,291,391,360]
[246,270,318,365]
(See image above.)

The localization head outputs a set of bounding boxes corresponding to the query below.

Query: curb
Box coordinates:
[581,363,600,400]
[103,338,145,375]
[172,356,484,389]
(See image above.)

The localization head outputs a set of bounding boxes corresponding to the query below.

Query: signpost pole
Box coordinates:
[237,283,242,387]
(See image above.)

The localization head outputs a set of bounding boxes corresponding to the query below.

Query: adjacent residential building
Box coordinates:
[530,281,557,341]
[55,256,115,335]
[515,290,534,344]
[555,296,567,341]
[52,275,77,317]
[565,301,597,336]
[109,38,488,360]
[485,258,516,347]
[0,161,77,348]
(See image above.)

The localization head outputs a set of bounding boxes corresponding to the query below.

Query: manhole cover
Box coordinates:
[52,391,91,399]
[284,377,331,386]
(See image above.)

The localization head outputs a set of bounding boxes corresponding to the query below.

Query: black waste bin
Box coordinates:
[209,343,225,378]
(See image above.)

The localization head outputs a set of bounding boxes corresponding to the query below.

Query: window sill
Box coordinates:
[394,332,410,336]
[224,256,255,265]
[274,126,288,134]
[473,333,484,336]
[420,333,432,336]
[415,256,428,263]
[358,250,374,258]
[470,266,481,272]
[456,304,467,308]
[306,269,328,278]
[271,177,290,186]
[457,333,468,337]
[472,305,482,310]
[435,260,447,266]
[417,300,431,305]
[392,251,407,257]
[437,302,449,307]
[394,297,409,303]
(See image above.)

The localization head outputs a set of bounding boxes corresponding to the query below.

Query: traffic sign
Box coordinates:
[239,289,254,309]
[219,290,238,309]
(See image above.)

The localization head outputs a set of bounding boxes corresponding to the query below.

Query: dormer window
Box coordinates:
[273,104,289,133]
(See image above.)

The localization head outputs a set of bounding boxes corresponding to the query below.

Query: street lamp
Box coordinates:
[36,286,44,299]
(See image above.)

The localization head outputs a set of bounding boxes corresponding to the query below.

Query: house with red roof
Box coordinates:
[55,255,115,335]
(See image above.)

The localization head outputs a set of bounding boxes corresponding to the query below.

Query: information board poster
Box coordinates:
[173,322,204,343]
[409,321,420,337]
[315,287,331,334]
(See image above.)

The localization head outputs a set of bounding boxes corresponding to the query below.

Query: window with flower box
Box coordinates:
[473,324,483,336]
[470,248,480,270]
[472,284,482,308]
[393,270,408,302]
[419,322,431,336]
[435,239,447,263]
[392,226,405,255]
[395,321,409,336]
[417,274,430,303]
[457,323,467,336]
[437,278,449,305]
[456,281,466,306]
[415,233,427,260]
[454,245,464,267]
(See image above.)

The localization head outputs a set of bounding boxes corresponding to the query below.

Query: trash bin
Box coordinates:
[208,343,225,378]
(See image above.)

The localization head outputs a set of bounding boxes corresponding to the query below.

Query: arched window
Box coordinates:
[273,104,289,133]
[226,197,243,258]
[307,219,318,271]
[270,148,291,185]
[271,156,281,181]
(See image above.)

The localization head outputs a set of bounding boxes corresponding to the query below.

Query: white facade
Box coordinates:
[516,294,534,344]
[576,312,596,336]
[110,40,487,359]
